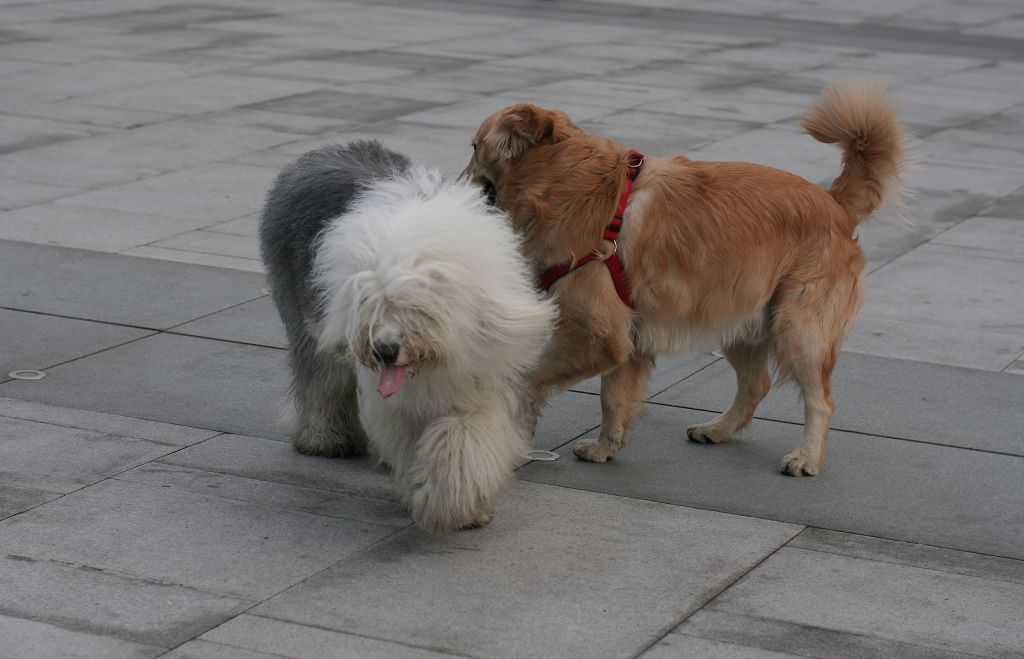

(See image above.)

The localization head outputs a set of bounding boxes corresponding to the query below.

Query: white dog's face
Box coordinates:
[347,293,447,399]
[314,166,555,402]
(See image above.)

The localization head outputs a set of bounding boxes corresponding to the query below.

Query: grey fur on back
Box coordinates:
[260,140,411,341]
[259,140,411,457]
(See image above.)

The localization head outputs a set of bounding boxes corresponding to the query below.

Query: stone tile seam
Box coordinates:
[627,523,805,659]
[0,329,159,386]
[161,292,270,332]
[160,526,423,657]
[0,304,161,333]
[779,543,1024,587]
[135,212,266,248]
[160,329,284,351]
[191,613,484,659]
[154,638,290,659]
[0,291,280,355]
[668,616,996,659]
[643,399,1024,461]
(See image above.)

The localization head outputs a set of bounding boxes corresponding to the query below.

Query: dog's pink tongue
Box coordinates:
[377,365,407,399]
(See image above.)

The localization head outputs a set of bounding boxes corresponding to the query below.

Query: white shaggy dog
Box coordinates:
[260,142,555,532]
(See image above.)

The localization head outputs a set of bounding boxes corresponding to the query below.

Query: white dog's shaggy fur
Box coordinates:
[262,142,555,532]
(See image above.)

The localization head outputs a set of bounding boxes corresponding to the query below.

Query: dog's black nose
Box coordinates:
[372,341,400,365]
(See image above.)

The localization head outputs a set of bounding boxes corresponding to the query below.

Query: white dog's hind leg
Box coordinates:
[408,407,526,533]
[291,355,368,458]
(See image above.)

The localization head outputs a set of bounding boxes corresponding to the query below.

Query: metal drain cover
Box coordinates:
[526,450,559,462]
[8,370,46,380]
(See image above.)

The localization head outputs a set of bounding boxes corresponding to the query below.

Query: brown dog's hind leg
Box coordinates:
[780,349,837,477]
[687,340,771,444]
[574,352,655,462]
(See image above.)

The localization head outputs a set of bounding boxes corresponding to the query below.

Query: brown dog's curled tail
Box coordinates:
[802,80,908,228]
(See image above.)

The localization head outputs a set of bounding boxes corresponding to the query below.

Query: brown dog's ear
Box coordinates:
[487,104,576,161]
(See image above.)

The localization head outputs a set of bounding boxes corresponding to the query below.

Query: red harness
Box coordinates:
[539,150,644,309]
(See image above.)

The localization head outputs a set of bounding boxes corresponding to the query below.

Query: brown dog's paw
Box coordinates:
[686,424,729,444]
[780,450,821,477]
[573,438,616,463]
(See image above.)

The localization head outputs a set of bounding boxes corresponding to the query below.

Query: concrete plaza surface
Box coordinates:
[1,0,1023,656]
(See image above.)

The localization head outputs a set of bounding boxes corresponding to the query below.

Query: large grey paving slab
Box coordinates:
[198,615,460,659]
[0,553,250,649]
[683,125,846,187]
[0,333,288,439]
[846,242,1024,370]
[0,473,402,599]
[856,189,993,273]
[699,546,1024,657]
[0,308,150,375]
[652,351,1024,456]
[0,241,266,328]
[53,162,277,224]
[0,614,161,659]
[905,158,1024,199]
[0,414,182,494]
[254,480,799,659]
[518,403,1024,559]
[0,202,215,253]
[171,296,286,348]
[151,434,405,521]
[0,120,301,189]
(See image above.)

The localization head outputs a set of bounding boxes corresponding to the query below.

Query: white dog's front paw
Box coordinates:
[459,509,493,530]
[410,483,488,533]
[780,449,821,477]
[573,438,618,463]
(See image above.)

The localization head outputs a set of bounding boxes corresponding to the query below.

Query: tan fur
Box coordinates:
[462,81,907,476]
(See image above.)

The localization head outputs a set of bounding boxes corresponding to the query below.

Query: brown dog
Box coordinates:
[461,81,907,476]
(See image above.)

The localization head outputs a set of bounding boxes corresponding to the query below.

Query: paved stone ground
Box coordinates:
[1,0,1023,656]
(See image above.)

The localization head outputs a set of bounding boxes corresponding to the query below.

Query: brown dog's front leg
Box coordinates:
[574,352,654,462]
[529,323,624,415]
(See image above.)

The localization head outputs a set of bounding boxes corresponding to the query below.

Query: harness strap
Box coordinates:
[540,150,644,309]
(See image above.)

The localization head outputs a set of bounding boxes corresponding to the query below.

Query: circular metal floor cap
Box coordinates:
[8,370,46,380]
[526,450,559,462]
